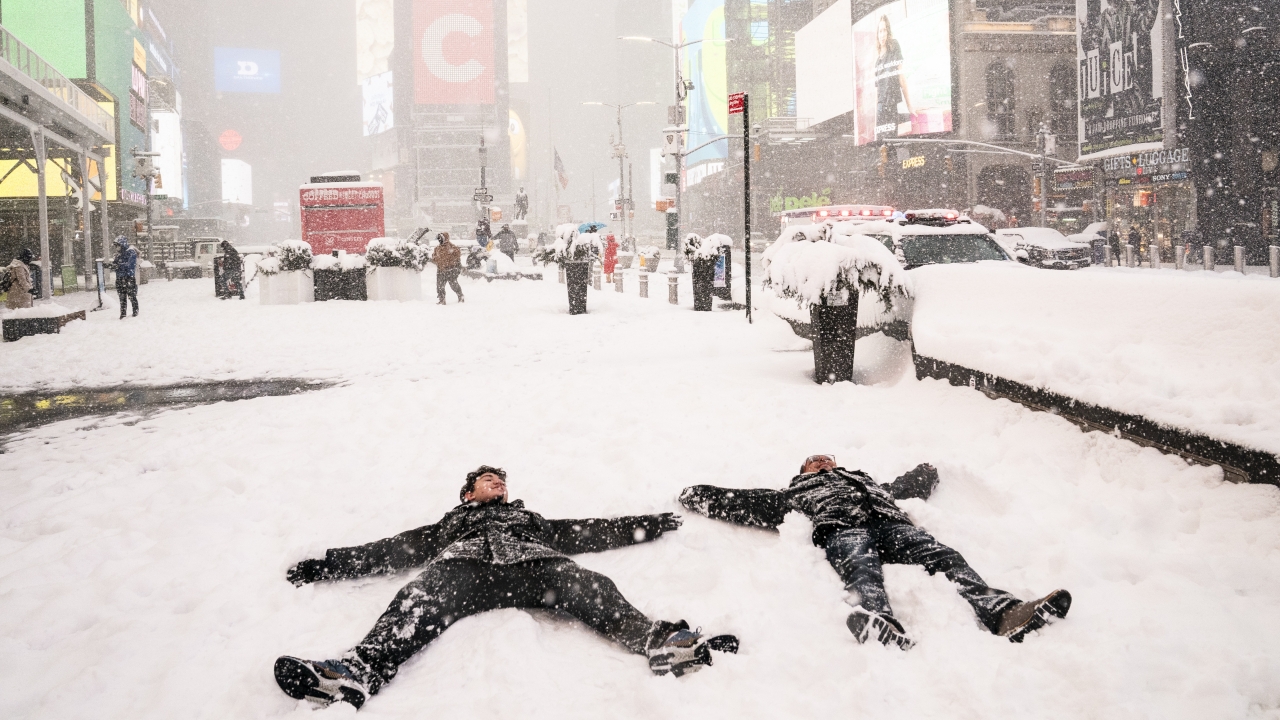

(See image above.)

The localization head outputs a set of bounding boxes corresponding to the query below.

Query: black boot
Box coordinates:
[995,589,1071,642]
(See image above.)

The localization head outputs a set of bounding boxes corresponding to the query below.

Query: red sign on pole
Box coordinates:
[728,92,745,115]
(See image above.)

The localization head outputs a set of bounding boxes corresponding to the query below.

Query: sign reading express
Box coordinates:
[215,48,282,94]
[413,0,494,105]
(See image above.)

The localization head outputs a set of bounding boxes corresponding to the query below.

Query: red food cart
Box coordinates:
[299,178,385,255]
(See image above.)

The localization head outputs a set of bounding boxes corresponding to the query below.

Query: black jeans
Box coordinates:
[349,559,659,692]
[824,523,1020,633]
[115,276,138,316]
[435,267,462,301]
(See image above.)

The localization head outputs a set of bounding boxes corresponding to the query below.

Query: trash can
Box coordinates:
[213,256,229,298]
[565,261,589,315]
[810,299,859,384]
[691,257,716,311]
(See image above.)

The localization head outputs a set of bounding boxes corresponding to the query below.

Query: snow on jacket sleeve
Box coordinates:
[545,515,673,554]
[320,522,443,580]
[678,485,789,530]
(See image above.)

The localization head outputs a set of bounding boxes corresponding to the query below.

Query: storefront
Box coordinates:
[1050,166,1101,235]
[1101,148,1195,258]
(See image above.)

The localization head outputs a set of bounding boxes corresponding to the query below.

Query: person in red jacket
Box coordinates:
[602,234,619,283]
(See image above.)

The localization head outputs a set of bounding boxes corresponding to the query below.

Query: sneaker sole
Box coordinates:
[1004,590,1072,643]
[846,612,914,651]
[650,634,739,677]
[273,657,366,709]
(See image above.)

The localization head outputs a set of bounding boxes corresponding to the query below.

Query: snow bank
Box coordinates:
[1,275,1278,719]
[1,302,76,319]
[910,262,1280,454]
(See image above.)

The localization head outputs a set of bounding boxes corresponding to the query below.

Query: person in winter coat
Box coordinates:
[430,233,464,304]
[476,216,492,247]
[602,234,619,283]
[219,241,245,300]
[276,465,737,708]
[679,454,1071,650]
[3,251,34,309]
[112,236,139,318]
[1127,226,1142,258]
[1108,229,1123,265]
[19,247,41,299]
[494,224,519,261]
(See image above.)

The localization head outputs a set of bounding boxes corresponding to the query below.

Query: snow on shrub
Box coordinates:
[762,222,913,324]
[537,226,602,266]
[366,237,428,271]
[255,256,282,276]
[310,253,366,271]
[683,232,733,260]
[276,240,313,272]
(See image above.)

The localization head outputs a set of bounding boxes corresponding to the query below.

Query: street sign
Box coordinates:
[728,92,745,115]
[473,194,494,203]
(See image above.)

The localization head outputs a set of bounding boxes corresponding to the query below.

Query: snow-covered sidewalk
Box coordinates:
[2,270,1279,719]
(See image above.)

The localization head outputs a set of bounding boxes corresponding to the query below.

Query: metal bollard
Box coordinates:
[1124,244,1134,268]
[668,275,679,305]
[592,267,602,290]
[1271,246,1280,278]
[639,272,649,298]
[558,267,565,284]
[1150,244,1161,270]
[1203,245,1214,271]
[1234,245,1245,273]
[1174,244,1185,270]
[615,273,624,293]
[1104,246,1114,267]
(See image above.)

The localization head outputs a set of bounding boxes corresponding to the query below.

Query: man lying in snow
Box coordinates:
[276,465,738,708]
[679,455,1070,650]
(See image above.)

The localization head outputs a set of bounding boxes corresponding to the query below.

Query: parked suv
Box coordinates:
[995,227,1091,270]
[852,211,1018,269]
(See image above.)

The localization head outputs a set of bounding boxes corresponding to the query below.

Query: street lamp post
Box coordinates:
[619,36,703,270]
[582,100,655,243]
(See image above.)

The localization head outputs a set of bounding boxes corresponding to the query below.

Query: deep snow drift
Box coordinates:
[2,269,1279,719]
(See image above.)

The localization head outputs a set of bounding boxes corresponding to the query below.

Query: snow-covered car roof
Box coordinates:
[851,218,992,237]
[995,227,1088,250]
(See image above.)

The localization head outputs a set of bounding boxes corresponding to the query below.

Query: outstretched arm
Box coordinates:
[679,485,788,530]
[546,513,682,555]
[286,523,443,586]
[886,463,938,501]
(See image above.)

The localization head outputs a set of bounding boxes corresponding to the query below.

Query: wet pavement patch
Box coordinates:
[0,379,337,436]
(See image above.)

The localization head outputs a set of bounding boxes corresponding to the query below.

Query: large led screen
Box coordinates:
[215,48,282,94]
[681,0,728,170]
[413,0,495,105]
[795,0,854,127]
[850,0,951,145]
[1075,0,1163,158]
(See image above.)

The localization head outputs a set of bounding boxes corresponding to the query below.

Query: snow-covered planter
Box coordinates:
[761,223,913,383]
[311,252,367,301]
[258,241,315,305]
[639,245,662,272]
[365,237,425,301]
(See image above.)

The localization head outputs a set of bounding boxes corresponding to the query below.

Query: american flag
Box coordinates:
[553,148,569,189]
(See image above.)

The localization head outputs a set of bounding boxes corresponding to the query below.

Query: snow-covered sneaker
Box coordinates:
[846,607,914,650]
[996,589,1072,643]
[647,626,739,677]
[274,656,370,708]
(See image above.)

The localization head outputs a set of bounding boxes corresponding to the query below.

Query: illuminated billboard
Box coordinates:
[682,0,728,175]
[221,159,253,205]
[356,0,394,82]
[795,0,854,127]
[508,0,529,83]
[413,0,495,105]
[214,47,282,94]
[151,112,184,200]
[1076,0,1163,158]
[850,0,951,145]
[362,72,395,136]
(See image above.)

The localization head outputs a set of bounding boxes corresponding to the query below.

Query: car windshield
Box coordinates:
[900,234,1010,267]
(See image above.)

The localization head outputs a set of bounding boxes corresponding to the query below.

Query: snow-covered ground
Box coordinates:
[910,262,1280,454]
[3,269,1279,719]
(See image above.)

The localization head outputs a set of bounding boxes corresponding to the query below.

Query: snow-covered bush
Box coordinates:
[255,256,282,276]
[683,232,733,260]
[537,226,602,265]
[761,222,913,325]
[310,253,367,271]
[276,240,313,272]
[366,237,428,271]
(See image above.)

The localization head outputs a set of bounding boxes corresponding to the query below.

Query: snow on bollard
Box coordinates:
[1175,244,1185,270]
[592,266,602,290]
[1124,244,1133,267]
[1271,246,1279,278]
[668,275,679,304]
[1150,244,1161,270]
[1104,245,1114,267]
[1203,245,1215,271]
[1234,245,1245,273]
[615,272,624,293]
[639,272,648,298]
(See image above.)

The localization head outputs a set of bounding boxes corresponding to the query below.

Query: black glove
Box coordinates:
[889,463,939,501]
[286,558,331,587]
[656,512,683,533]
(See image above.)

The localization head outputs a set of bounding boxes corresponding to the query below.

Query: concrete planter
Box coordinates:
[259,270,314,305]
[366,266,423,301]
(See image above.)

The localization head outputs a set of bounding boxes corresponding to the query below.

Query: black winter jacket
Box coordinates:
[680,464,938,547]
[314,499,674,581]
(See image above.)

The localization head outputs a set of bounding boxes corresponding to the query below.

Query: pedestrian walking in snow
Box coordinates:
[679,455,1071,650]
[431,233,464,304]
[494,223,518,261]
[3,250,34,309]
[1128,226,1142,256]
[602,234,619,283]
[276,465,737,708]
[219,241,245,300]
[112,236,139,318]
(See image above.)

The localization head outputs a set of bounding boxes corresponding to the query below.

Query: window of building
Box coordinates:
[986,61,1016,139]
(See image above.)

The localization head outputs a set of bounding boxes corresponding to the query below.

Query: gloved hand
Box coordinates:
[286,558,331,587]
[656,512,683,533]
[889,463,939,501]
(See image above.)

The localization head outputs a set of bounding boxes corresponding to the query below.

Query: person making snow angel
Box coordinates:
[276,465,739,708]
[679,455,1071,650]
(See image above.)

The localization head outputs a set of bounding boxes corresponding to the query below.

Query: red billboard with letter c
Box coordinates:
[413,0,495,105]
